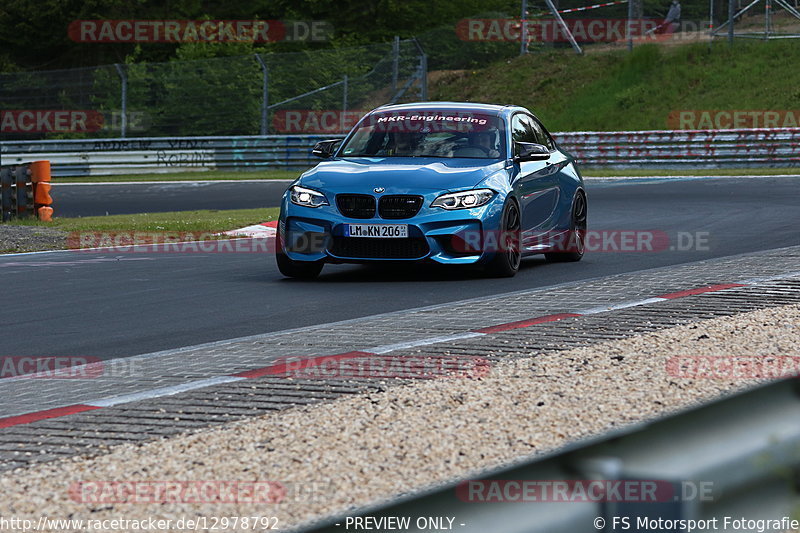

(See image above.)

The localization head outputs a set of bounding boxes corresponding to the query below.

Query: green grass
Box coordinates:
[431,40,800,131]
[57,169,301,183]
[11,207,280,233]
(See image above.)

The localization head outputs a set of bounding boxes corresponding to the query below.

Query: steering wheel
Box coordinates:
[466,144,492,156]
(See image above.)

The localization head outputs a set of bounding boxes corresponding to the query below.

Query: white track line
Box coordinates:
[86,376,245,407]
[578,297,669,314]
[370,333,486,354]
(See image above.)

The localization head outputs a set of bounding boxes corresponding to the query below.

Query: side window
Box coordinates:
[531,117,555,150]
[511,114,537,154]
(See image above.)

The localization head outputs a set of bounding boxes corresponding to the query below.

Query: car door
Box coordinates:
[510,113,561,248]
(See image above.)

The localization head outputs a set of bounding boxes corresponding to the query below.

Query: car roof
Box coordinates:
[372,101,530,119]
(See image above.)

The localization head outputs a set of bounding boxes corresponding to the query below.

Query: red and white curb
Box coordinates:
[0,280,774,429]
[218,220,277,238]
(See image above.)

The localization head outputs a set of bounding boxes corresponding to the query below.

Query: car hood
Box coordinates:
[298,157,506,194]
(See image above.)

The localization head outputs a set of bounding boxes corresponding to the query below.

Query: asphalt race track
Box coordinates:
[53,180,293,216]
[2,176,798,360]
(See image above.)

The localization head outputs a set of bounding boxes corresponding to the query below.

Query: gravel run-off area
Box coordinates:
[0,304,798,531]
[0,225,67,253]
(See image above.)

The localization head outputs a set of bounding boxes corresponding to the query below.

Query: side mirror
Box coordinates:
[513,142,550,162]
[311,139,342,159]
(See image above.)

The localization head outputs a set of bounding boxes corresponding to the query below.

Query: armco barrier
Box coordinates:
[558,128,800,168]
[0,136,334,177]
[1,128,799,177]
[299,378,800,533]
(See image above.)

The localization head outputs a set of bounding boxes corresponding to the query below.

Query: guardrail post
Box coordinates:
[114,64,128,138]
[729,0,736,43]
[255,54,269,135]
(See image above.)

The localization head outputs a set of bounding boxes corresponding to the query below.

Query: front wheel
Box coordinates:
[485,200,521,278]
[545,191,587,263]
[276,251,324,279]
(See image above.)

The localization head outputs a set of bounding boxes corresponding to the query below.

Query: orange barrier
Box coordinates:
[31,160,53,221]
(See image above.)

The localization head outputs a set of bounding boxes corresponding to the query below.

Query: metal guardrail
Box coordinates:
[297,378,800,533]
[1,128,799,177]
[558,128,800,168]
[0,136,334,177]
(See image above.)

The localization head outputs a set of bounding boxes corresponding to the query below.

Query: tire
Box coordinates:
[275,232,324,279]
[276,251,324,279]
[485,200,522,278]
[545,191,587,263]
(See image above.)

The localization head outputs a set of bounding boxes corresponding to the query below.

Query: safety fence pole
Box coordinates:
[114,64,128,139]
[255,54,270,135]
[521,0,529,54]
[392,36,400,92]
[341,75,349,133]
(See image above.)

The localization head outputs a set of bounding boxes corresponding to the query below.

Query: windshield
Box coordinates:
[339,110,506,159]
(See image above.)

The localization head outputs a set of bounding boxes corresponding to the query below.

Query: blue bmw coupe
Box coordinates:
[277,102,587,278]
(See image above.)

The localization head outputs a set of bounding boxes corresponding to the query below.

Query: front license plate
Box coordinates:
[345,224,408,238]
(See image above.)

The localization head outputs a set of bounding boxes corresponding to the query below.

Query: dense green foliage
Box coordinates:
[3,0,794,136]
[1,0,714,71]
[432,40,800,131]
[0,0,517,71]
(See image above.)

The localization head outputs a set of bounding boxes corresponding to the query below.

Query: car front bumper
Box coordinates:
[279,195,505,265]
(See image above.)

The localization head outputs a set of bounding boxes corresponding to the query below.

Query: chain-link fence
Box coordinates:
[0,40,426,141]
[3,1,794,142]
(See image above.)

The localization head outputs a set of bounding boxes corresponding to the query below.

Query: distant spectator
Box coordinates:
[666,0,681,24]
[512,10,535,52]
[663,0,681,33]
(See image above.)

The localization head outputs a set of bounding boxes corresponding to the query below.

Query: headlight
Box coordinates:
[431,189,495,210]
[290,185,329,208]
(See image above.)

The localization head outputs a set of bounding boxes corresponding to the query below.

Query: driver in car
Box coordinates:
[385,132,424,156]
[470,130,500,158]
